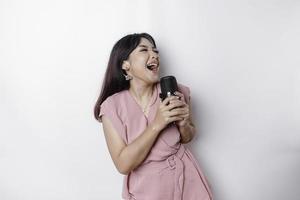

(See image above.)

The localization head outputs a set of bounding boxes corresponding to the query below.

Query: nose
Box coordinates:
[151,50,159,59]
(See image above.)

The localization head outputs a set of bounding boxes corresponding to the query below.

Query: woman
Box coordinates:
[94,33,213,200]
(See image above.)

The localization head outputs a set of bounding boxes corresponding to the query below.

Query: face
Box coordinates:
[122,37,160,85]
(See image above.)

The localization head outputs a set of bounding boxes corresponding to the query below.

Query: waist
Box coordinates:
[134,144,186,173]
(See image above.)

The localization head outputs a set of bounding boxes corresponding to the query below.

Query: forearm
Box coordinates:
[178,120,195,144]
[118,123,161,174]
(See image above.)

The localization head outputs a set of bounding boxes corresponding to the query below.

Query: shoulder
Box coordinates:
[101,90,128,108]
[177,82,191,103]
[177,82,190,94]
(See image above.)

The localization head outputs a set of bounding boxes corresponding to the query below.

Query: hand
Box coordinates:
[151,95,186,131]
[173,91,190,127]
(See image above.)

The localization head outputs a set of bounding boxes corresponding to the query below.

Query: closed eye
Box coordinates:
[140,49,159,54]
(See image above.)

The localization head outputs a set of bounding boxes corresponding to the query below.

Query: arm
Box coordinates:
[173,91,196,144]
[101,95,183,175]
[102,116,161,175]
[177,103,196,144]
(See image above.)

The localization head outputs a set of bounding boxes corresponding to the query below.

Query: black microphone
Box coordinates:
[159,76,178,101]
[159,76,179,126]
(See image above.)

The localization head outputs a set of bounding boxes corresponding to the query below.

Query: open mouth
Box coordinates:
[146,63,159,72]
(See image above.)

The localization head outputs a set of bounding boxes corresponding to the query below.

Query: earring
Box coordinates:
[123,74,132,81]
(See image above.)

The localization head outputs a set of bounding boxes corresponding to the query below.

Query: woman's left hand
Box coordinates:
[173,91,190,127]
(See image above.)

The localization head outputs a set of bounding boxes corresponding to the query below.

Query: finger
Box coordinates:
[167,116,184,123]
[172,113,190,118]
[166,101,187,111]
[161,95,176,105]
[169,99,185,105]
[174,91,186,102]
[174,91,184,98]
[161,95,180,106]
[175,113,189,118]
[168,108,188,117]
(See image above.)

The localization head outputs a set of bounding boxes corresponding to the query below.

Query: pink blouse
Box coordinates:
[99,82,213,200]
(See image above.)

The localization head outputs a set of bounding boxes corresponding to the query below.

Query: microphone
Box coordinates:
[159,76,179,126]
[159,75,178,101]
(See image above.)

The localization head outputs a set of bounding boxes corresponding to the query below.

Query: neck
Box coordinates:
[129,82,155,103]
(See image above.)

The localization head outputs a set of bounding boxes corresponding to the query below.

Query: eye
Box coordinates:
[140,48,159,54]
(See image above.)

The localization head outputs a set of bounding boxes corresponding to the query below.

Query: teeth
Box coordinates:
[147,64,157,67]
[147,66,158,71]
[146,63,158,70]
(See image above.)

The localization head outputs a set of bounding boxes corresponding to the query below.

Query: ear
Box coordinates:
[122,60,130,71]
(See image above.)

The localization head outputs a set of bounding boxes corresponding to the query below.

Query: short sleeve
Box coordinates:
[98,97,127,142]
[177,83,191,105]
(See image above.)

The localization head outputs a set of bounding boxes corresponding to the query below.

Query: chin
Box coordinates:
[146,79,158,86]
[152,76,160,83]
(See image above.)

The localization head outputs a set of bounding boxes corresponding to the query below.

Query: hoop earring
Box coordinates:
[123,74,132,81]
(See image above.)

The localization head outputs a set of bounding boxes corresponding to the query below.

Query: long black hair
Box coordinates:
[94,33,157,122]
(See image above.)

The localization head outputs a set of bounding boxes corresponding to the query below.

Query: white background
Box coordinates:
[1,0,299,199]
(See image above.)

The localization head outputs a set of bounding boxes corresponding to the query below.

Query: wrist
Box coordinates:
[149,122,163,134]
[177,117,190,128]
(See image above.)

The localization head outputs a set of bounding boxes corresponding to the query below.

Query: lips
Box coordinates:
[146,61,159,71]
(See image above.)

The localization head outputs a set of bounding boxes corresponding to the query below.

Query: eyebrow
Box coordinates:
[138,45,156,49]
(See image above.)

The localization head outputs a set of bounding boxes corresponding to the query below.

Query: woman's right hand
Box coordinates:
[151,95,186,132]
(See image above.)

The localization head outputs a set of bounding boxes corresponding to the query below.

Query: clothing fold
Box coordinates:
[100,82,213,200]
